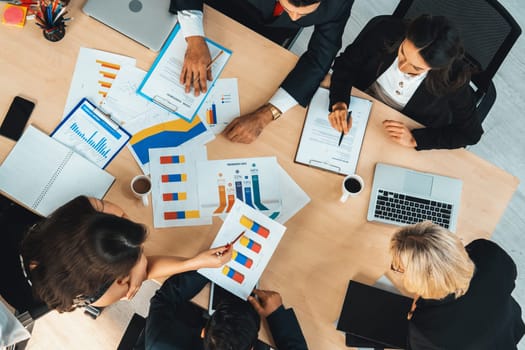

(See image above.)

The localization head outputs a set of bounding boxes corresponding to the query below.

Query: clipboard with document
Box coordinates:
[294,87,372,175]
[51,98,131,169]
[137,23,232,122]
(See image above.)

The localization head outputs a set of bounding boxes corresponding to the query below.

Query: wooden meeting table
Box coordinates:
[0,2,519,349]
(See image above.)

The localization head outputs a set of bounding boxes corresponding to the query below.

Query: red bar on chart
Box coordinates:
[232,250,253,268]
[239,215,270,238]
[160,155,185,164]
[161,174,187,183]
[239,236,261,253]
[164,210,200,220]
[222,265,244,283]
[162,192,187,201]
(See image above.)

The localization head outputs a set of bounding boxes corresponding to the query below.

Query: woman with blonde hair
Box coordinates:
[390,221,524,349]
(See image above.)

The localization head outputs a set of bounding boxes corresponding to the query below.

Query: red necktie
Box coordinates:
[273,1,284,17]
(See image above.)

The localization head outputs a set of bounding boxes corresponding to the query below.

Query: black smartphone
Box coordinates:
[0,96,35,141]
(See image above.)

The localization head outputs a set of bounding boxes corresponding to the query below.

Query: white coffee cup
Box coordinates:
[131,175,151,206]
[340,174,364,203]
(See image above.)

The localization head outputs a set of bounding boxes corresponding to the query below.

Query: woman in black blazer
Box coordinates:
[329,15,484,150]
[390,222,524,349]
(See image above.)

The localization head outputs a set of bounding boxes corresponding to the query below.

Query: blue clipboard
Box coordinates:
[51,98,131,169]
[137,23,232,122]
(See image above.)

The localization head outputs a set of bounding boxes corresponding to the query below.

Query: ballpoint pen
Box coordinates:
[337,110,352,146]
[215,230,245,256]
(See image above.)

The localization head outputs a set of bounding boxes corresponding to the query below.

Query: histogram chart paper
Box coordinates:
[51,98,131,168]
[196,157,281,218]
[149,145,212,227]
[63,47,136,118]
[196,78,240,134]
[102,66,214,174]
[199,200,286,299]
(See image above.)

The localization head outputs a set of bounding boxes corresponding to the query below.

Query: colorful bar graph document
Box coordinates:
[199,200,286,299]
[51,98,131,169]
[295,87,372,175]
[137,24,232,122]
[149,144,212,227]
[196,157,282,218]
[196,78,240,134]
[102,66,214,174]
[63,47,136,118]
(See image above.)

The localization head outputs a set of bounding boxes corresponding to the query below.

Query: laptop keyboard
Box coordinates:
[373,189,452,229]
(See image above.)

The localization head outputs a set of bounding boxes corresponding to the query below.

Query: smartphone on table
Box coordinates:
[0,96,35,141]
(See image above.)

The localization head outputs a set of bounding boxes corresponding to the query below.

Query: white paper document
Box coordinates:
[295,87,372,175]
[137,24,232,121]
[52,98,131,168]
[199,200,286,299]
[275,165,310,224]
[102,65,214,174]
[0,125,114,216]
[196,157,281,218]
[149,144,212,227]
[196,78,241,134]
[63,47,136,118]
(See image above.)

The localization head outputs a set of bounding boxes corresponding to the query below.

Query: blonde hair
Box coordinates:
[390,221,475,299]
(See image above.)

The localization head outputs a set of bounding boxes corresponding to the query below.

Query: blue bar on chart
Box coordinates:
[161,173,187,183]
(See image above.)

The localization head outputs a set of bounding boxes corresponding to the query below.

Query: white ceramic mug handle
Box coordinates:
[141,194,149,207]
[340,193,349,203]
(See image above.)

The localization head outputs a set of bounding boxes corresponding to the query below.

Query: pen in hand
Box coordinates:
[337,110,352,146]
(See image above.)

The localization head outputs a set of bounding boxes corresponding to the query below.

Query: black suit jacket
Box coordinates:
[145,271,308,350]
[170,0,353,107]
[329,16,484,150]
[408,239,525,349]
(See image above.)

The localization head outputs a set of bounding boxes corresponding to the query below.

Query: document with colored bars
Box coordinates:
[196,157,282,219]
[149,143,211,227]
[198,200,286,299]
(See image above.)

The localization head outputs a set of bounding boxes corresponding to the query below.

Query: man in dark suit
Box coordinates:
[169,0,353,143]
[145,271,308,349]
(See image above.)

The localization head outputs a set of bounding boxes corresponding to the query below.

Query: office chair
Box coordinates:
[392,0,522,123]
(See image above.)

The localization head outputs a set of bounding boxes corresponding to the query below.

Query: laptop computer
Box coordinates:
[337,280,412,349]
[82,0,178,52]
[367,163,462,232]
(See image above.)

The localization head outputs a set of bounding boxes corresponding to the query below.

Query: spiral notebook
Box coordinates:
[0,125,115,216]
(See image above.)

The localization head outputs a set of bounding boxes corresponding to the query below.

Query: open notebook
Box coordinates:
[0,125,115,216]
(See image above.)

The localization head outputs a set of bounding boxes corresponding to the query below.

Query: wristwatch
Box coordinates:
[267,103,282,120]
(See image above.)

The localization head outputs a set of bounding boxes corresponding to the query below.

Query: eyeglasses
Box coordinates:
[390,262,405,273]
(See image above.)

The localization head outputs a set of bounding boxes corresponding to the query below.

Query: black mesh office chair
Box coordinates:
[392,0,522,123]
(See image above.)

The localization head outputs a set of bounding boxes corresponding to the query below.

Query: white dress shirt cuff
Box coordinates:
[177,10,205,38]
[269,88,298,114]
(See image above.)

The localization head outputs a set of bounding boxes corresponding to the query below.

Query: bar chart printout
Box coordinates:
[51,98,131,168]
[198,200,286,299]
[196,78,240,134]
[196,157,282,218]
[149,144,211,227]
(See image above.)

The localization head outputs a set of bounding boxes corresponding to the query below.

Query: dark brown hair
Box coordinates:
[21,196,147,312]
[406,15,471,96]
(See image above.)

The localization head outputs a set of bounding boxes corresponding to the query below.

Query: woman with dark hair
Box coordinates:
[328,15,483,150]
[19,196,231,312]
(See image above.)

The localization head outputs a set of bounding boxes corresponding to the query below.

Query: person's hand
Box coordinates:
[248,289,283,317]
[126,252,148,299]
[222,105,274,143]
[191,246,232,269]
[180,36,212,96]
[328,102,352,134]
[382,120,417,148]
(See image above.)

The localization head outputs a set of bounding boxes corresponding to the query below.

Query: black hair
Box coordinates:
[288,0,321,6]
[21,196,147,312]
[406,15,471,96]
[203,300,261,350]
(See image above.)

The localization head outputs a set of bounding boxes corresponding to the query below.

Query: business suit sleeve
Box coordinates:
[145,272,208,350]
[266,306,308,350]
[169,0,203,13]
[281,3,352,107]
[412,84,484,150]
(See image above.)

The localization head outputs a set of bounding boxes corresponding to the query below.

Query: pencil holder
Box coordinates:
[42,22,66,42]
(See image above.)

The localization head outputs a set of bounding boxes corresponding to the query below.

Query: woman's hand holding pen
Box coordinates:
[181,36,212,96]
[329,102,352,134]
[192,246,232,269]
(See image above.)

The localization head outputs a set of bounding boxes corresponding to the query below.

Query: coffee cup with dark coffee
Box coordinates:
[340,174,364,203]
[131,175,152,206]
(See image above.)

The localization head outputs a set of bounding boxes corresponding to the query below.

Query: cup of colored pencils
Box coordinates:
[35,0,70,42]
